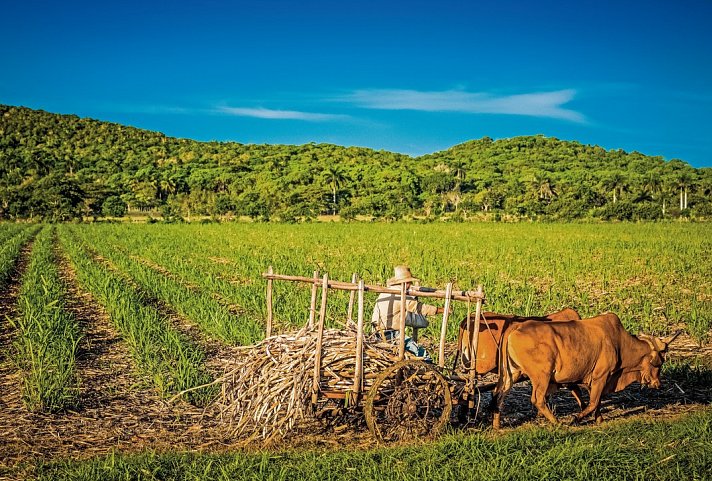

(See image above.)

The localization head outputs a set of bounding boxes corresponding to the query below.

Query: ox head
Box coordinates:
[636,331,681,389]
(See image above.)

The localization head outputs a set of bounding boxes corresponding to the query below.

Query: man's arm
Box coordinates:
[404,298,446,316]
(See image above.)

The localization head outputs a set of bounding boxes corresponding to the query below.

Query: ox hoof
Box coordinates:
[595,415,603,425]
[568,416,580,426]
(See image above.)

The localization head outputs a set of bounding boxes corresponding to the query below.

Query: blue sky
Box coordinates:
[2,0,711,167]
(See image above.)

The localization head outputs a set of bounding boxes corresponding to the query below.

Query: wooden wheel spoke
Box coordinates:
[364,359,452,442]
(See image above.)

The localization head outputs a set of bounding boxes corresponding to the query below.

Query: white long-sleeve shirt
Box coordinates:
[371,293,438,331]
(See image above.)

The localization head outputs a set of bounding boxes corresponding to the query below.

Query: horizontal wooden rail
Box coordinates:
[261,272,485,303]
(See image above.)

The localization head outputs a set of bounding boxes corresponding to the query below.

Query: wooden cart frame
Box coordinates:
[262,267,485,441]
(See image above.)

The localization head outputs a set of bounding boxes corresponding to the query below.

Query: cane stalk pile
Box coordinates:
[217,326,413,443]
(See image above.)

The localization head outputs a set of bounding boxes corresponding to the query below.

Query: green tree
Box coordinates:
[102,196,127,217]
[322,165,349,215]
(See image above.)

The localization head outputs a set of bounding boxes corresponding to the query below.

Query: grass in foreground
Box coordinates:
[34,408,712,481]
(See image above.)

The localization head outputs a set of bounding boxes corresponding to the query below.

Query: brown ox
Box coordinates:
[455,307,581,375]
[492,312,679,428]
[454,308,583,415]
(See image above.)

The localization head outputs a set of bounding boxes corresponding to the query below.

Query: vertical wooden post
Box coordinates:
[308,270,319,329]
[312,273,329,405]
[438,282,453,368]
[352,280,365,402]
[266,265,274,338]
[347,273,358,327]
[464,298,472,369]
[467,285,484,409]
[398,282,407,361]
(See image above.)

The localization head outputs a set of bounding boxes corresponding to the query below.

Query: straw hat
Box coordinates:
[387,265,419,286]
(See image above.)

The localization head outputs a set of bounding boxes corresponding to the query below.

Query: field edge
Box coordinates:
[28,406,712,481]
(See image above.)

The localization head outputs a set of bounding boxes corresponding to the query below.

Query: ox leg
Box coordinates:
[487,386,500,412]
[492,371,519,430]
[569,384,586,411]
[492,387,507,430]
[530,374,559,425]
[572,380,605,424]
[593,404,603,424]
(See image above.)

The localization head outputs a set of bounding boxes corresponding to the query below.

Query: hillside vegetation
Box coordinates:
[1,104,710,221]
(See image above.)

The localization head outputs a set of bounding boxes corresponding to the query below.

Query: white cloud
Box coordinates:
[342,88,585,122]
[217,106,348,121]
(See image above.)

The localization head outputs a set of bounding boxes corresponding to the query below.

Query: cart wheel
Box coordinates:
[364,359,452,442]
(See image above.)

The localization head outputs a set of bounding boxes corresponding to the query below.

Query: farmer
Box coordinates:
[371,265,447,362]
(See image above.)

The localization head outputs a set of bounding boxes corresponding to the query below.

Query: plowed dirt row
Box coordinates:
[0,251,241,476]
[85,244,243,373]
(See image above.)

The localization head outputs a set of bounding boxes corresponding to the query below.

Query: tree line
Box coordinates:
[1,104,710,222]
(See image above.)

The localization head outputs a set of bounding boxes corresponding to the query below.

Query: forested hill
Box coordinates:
[1,104,710,221]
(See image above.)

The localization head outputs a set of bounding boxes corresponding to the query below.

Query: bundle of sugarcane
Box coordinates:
[217,326,414,443]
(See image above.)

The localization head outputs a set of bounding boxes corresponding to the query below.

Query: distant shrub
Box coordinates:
[596,201,634,221]
[160,205,184,224]
[633,202,663,221]
[102,196,127,218]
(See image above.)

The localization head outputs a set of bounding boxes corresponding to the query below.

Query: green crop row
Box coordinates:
[11,226,81,412]
[0,224,40,286]
[73,224,382,335]
[57,226,215,405]
[0,222,29,246]
[71,222,712,344]
[73,224,280,327]
[70,226,262,345]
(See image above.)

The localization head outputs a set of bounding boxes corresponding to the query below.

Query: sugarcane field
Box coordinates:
[0,222,709,480]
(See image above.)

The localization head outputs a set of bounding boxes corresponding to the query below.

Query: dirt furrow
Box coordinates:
[86,245,244,373]
[0,240,35,476]
[0,242,238,474]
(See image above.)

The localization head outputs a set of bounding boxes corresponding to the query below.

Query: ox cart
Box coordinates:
[262,268,487,441]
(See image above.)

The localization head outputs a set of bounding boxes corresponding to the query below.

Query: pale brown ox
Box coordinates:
[492,312,680,428]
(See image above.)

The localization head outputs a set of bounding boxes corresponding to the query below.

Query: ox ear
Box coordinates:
[661,330,682,351]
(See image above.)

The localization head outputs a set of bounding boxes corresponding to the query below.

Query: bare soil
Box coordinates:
[0,249,710,475]
[0,249,239,477]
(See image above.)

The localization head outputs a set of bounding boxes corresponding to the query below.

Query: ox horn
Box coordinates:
[661,330,682,351]
[638,333,658,350]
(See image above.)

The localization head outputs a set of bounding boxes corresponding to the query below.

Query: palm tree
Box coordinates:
[527,172,556,202]
[323,165,348,215]
[601,172,625,203]
[447,158,467,193]
[676,170,695,210]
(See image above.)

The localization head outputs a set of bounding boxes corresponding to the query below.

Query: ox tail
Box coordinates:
[492,322,520,425]
[496,325,515,393]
